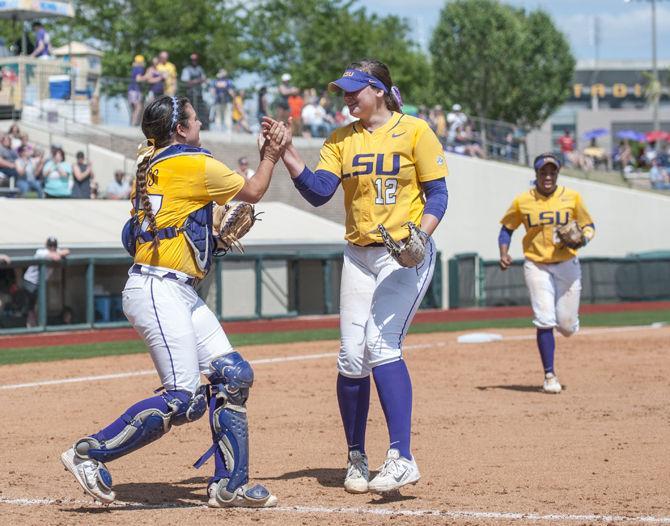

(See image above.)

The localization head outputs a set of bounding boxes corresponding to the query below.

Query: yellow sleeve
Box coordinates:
[574,193,595,240]
[204,157,245,205]
[500,198,523,230]
[414,126,448,182]
[315,133,342,177]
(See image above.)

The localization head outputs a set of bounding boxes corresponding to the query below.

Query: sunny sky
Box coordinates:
[363,0,670,62]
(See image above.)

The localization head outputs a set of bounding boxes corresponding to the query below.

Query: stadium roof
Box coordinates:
[0,200,345,251]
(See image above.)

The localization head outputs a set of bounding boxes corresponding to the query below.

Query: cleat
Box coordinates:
[61,447,115,504]
[207,480,277,508]
[368,448,420,493]
[543,372,562,394]
[344,450,369,493]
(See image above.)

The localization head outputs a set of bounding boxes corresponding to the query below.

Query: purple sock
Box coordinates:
[372,359,413,460]
[537,328,556,374]
[91,395,171,443]
[336,374,370,454]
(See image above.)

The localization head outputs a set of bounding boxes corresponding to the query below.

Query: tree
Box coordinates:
[245,0,431,101]
[429,0,574,127]
[58,0,246,89]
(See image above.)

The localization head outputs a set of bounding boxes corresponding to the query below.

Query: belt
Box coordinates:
[131,264,200,287]
[354,242,385,247]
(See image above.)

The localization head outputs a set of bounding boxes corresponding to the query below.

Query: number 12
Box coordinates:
[374,178,397,205]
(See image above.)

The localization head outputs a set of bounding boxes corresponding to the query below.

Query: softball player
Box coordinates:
[498,153,595,394]
[61,95,287,507]
[264,59,448,494]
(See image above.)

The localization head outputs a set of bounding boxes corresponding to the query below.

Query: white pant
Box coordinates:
[523,258,581,337]
[338,240,436,378]
[122,273,234,393]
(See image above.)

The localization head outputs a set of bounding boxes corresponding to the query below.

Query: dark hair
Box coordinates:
[54,148,65,160]
[46,236,58,248]
[137,96,190,248]
[238,156,248,165]
[32,21,43,29]
[346,59,400,112]
[76,151,85,159]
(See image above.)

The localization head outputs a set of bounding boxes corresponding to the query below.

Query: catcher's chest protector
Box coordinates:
[122,203,215,274]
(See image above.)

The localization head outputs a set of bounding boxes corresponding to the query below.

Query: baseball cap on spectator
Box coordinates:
[281,73,292,82]
[134,55,145,64]
[452,103,462,111]
[328,69,388,94]
[533,153,561,171]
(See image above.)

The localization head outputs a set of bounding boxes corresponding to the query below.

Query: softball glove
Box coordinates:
[213,202,261,255]
[378,222,429,268]
[555,220,585,249]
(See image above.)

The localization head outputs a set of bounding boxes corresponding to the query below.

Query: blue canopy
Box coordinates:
[582,128,608,140]
[616,130,646,142]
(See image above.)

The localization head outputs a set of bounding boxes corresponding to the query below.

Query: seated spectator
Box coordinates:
[15,145,44,197]
[649,159,670,190]
[71,151,94,199]
[302,97,331,138]
[7,122,22,150]
[446,103,468,147]
[643,141,658,167]
[456,124,485,158]
[42,147,72,198]
[237,156,255,179]
[90,180,99,199]
[0,133,18,186]
[105,169,131,200]
[583,138,608,170]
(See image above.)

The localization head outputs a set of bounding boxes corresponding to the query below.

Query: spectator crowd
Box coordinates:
[556,129,670,190]
[0,123,132,199]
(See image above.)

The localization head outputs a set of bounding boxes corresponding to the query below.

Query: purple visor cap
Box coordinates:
[534,155,561,171]
[328,69,388,94]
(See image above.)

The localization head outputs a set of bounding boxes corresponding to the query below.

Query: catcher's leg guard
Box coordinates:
[194,352,275,507]
[80,387,207,463]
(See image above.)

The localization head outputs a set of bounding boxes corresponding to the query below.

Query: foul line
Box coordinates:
[0,324,664,391]
[0,497,668,524]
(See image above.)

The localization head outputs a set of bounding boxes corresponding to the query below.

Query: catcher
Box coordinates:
[498,153,595,394]
[63,95,287,508]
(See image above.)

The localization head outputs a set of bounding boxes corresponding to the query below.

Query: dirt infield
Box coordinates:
[1,325,669,525]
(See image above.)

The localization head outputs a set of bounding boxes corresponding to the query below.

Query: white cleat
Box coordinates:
[60,447,115,504]
[543,372,562,394]
[207,479,277,508]
[368,448,420,493]
[344,450,369,494]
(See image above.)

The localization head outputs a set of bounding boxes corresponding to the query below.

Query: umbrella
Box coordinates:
[0,0,74,21]
[582,128,608,140]
[646,130,670,143]
[616,130,646,142]
[0,1,74,55]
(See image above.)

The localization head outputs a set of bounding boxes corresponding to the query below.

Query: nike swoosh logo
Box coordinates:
[392,132,406,138]
[393,469,408,483]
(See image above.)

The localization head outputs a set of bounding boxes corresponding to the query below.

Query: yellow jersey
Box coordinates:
[500,185,595,263]
[317,112,448,245]
[156,62,177,96]
[131,145,244,278]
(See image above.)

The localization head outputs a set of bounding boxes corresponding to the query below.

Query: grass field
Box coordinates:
[1,308,668,366]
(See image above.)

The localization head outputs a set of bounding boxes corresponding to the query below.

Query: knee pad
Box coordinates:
[82,387,207,463]
[208,352,254,406]
[194,352,254,492]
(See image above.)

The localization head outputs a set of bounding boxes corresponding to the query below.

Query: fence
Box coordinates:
[448,253,670,308]
[0,251,442,335]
